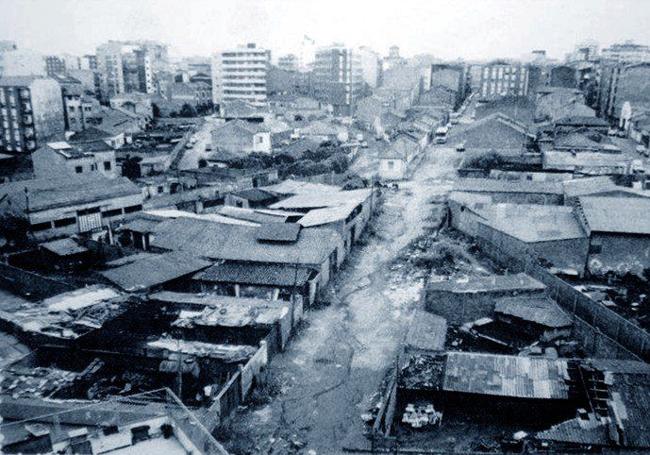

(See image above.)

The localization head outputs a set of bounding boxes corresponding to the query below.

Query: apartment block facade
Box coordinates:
[313,45,363,116]
[0,76,64,153]
[96,41,168,101]
[212,43,270,107]
[479,61,530,100]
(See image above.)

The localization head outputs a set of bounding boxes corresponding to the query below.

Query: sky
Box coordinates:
[2,0,650,61]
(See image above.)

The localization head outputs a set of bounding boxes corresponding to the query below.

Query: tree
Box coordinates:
[121,155,142,179]
[0,213,30,247]
[179,103,197,118]
[198,158,208,168]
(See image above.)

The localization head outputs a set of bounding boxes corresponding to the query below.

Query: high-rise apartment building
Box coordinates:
[357,46,382,89]
[313,45,363,116]
[45,56,67,77]
[211,43,270,107]
[96,41,168,101]
[479,61,529,100]
[278,54,299,72]
[0,48,46,77]
[0,76,65,153]
[601,41,650,63]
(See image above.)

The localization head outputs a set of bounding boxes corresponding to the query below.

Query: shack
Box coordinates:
[424,273,546,324]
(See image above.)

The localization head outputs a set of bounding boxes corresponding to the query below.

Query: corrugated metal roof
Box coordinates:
[194,261,314,286]
[443,352,570,399]
[150,216,341,265]
[494,296,573,328]
[100,251,211,292]
[256,222,301,242]
[536,415,610,446]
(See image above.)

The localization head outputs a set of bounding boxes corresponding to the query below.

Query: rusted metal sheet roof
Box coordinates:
[494,296,573,328]
[442,352,570,400]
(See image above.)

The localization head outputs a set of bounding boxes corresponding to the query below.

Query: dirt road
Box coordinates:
[222,147,461,455]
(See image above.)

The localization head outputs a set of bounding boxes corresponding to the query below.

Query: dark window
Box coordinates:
[75,166,83,173]
[589,242,602,254]
[53,217,76,228]
[104,161,112,171]
[31,221,52,231]
[123,204,143,214]
[102,208,122,218]
[77,206,100,216]
[90,163,97,171]
[345,204,363,224]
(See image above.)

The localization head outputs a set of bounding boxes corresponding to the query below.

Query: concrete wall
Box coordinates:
[28,192,143,240]
[470,222,650,361]
[379,158,407,180]
[31,79,65,146]
[424,287,546,324]
[588,233,650,277]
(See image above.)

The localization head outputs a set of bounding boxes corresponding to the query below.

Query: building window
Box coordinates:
[256,136,264,144]
[31,221,52,231]
[102,208,122,218]
[75,166,83,173]
[53,217,76,228]
[68,106,75,112]
[90,164,97,171]
[104,161,112,171]
[589,240,602,254]
[123,204,143,214]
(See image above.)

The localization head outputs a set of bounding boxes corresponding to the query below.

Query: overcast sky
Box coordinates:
[2,0,650,61]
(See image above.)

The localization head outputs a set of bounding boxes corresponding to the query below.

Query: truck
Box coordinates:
[434,126,449,144]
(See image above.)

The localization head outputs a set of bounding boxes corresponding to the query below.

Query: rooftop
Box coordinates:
[494,296,573,328]
[405,311,448,352]
[427,273,546,294]
[577,196,650,235]
[194,261,315,287]
[443,351,571,399]
[452,178,564,195]
[39,238,89,256]
[270,188,372,210]
[482,203,586,243]
[147,338,256,363]
[100,251,212,292]
[149,216,342,265]
[0,175,141,213]
[0,285,125,341]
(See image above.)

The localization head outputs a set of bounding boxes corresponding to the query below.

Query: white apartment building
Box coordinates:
[212,43,270,107]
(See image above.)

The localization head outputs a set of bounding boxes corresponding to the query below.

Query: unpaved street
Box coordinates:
[222,147,461,454]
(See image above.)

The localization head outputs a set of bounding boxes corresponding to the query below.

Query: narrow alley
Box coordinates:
[222,147,461,454]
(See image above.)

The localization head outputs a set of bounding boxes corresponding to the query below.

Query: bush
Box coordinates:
[463,151,505,170]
